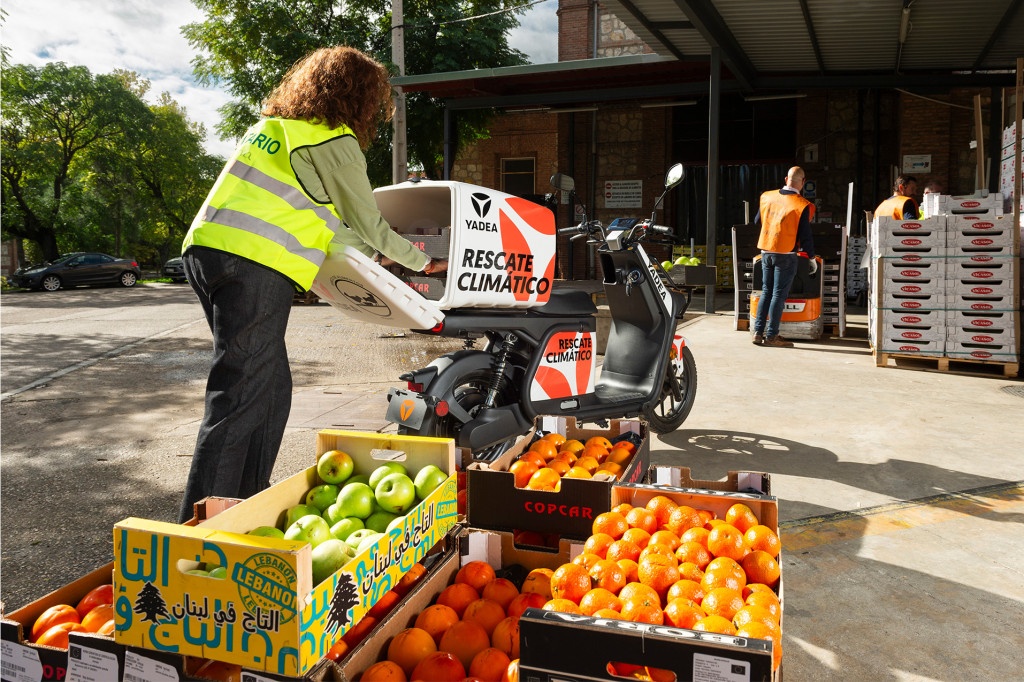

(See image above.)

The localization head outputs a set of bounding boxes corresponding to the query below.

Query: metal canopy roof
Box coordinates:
[393,0,1023,107]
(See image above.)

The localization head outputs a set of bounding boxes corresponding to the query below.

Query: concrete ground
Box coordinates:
[287,298,1024,681]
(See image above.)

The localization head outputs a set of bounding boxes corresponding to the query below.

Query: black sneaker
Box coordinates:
[764,336,794,348]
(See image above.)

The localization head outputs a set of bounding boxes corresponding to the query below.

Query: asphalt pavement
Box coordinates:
[2,284,1023,681]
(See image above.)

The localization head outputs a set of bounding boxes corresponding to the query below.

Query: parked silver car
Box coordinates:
[162,256,187,283]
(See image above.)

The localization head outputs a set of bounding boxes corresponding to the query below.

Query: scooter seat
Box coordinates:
[531,289,597,316]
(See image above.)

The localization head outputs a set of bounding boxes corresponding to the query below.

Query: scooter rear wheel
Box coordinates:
[643,345,697,433]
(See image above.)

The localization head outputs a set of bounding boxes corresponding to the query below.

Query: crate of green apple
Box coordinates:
[223,449,452,585]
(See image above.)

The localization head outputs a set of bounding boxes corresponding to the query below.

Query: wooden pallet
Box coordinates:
[874,351,1019,378]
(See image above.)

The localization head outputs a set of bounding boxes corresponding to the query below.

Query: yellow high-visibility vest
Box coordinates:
[183,118,355,290]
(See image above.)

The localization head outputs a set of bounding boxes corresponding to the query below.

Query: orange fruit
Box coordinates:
[463,599,508,636]
[707,523,748,561]
[525,467,561,491]
[491,616,521,658]
[542,432,567,446]
[439,619,491,671]
[579,588,623,616]
[736,622,782,671]
[414,604,460,645]
[663,598,706,629]
[617,559,640,583]
[362,660,408,682]
[395,563,428,597]
[541,598,582,614]
[677,561,705,583]
[470,647,511,682]
[692,615,737,635]
[411,651,466,682]
[701,557,747,593]
[745,589,782,619]
[508,460,539,488]
[575,456,600,474]
[387,627,438,676]
[666,579,705,605]
[680,527,711,548]
[638,543,676,564]
[701,587,745,620]
[572,552,604,572]
[596,461,623,477]
[645,495,679,528]
[592,512,629,539]
[621,527,651,549]
[592,608,625,619]
[606,447,633,465]
[605,539,642,563]
[742,582,776,599]
[520,568,554,599]
[80,604,114,633]
[697,509,716,527]
[550,563,591,604]
[34,622,86,649]
[588,559,628,594]
[457,561,497,592]
[559,439,585,455]
[675,541,712,570]
[620,596,663,625]
[564,466,592,479]
[637,554,680,598]
[585,436,613,451]
[546,459,571,476]
[618,582,660,605]
[732,605,781,638]
[437,583,480,618]
[75,584,114,620]
[528,439,558,461]
[583,532,615,558]
[504,658,521,682]
[611,502,634,515]
[481,578,520,612]
[647,529,680,551]
[666,505,703,536]
[507,592,547,619]
[744,525,781,558]
[725,503,759,533]
[625,507,658,534]
[741,551,781,588]
[31,604,80,641]
[96,619,116,637]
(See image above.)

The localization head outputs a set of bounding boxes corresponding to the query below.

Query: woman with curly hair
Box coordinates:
[177,46,444,522]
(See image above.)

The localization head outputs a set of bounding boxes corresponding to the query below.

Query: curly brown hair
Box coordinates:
[261,46,395,150]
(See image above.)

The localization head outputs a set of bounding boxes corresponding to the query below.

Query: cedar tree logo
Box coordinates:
[471,192,492,218]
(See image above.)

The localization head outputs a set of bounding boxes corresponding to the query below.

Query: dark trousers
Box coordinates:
[177,247,296,523]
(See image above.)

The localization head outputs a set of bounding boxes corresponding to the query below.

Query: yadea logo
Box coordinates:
[971,335,994,343]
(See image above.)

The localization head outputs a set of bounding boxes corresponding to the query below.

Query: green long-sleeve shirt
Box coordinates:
[292,135,430,272]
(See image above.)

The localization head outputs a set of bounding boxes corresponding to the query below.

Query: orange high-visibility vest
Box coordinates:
[875,195,919,219]
[757,190,814,253]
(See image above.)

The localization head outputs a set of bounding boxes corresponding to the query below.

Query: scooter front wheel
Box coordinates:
[643,345,697,433]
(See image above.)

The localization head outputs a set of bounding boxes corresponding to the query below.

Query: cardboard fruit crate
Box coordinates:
[466,417,648,540]
[112,431,459,678]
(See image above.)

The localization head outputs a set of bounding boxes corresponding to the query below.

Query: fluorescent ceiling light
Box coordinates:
[639,101,698,108]
[546,106,599,114]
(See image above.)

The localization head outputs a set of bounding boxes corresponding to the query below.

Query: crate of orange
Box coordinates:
[517,475,783,681]
[466,416,649,541]
[336,526,578,682]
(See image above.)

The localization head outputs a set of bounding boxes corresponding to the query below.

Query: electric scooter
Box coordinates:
[385,164,698,456]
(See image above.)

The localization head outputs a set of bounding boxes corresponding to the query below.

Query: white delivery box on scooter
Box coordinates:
[310,180,557,328]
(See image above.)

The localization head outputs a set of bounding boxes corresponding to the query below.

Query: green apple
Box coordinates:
[248,525,285,539]
[208,566,228,580]
[284,504,320,529]
[674,256,689,266]
[326,482,376,522]
[369,462,408,490]
[284,514,332,548]
[311,539,353,585]
[413,465,448,500]
[365,510,400,533]
[330,517,365,542]
[355,532,385,554]
[375,472,417,514]
[660,260,674,271]
[317,449,355,485]
[345,528,380,552]
[305,484,340,512]
[346,474,371,487]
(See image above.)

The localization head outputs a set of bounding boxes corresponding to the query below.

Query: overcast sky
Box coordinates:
[2,0,559,159]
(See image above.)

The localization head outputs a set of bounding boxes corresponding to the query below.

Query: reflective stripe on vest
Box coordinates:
[757,190,812,253]
[183,119,353,290]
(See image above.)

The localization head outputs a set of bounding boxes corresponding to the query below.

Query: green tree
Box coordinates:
[0,62,153,261]
[182,0,530,181]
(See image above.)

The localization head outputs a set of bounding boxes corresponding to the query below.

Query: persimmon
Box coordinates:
[438,581,480,617]
[410,651,465,682]
[490,616,521,659]
[462,598,506,636]
[456,561,497,592]
[584,436,613,451]
[387,627,437,677]
[507,592,546,619]
[481,578,519,612]
[96,619,116,637]
[470,647,511,682]
[80,604,114,633]
[520,568,554,599]
[414,604,460,645]
[31,604,80,642]
[541,432,567,446]
[439,619,491,671]
[34,622,87,649]
[362,660,407,682]
[75,584,114,620]
[546,459,571,476]
[528,439,558,461]
[508,460,539,488]
[525,467,561,491]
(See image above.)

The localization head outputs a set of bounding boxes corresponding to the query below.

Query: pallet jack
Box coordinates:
[749,252,825,340]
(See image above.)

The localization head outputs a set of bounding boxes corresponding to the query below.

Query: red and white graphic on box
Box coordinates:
[453,192,556,306]
[530,331,596,401]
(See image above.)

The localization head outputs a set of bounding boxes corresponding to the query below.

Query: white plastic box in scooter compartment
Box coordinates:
[373,180,557,309]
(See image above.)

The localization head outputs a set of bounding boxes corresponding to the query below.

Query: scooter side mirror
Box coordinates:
[550,173,575,193]
[664,163,685,190]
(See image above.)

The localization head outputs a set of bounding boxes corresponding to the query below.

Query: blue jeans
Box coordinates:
[753,252,798,339]
[177,247,296,522]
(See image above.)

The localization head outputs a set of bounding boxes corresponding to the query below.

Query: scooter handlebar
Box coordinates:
[650,224,672,235]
